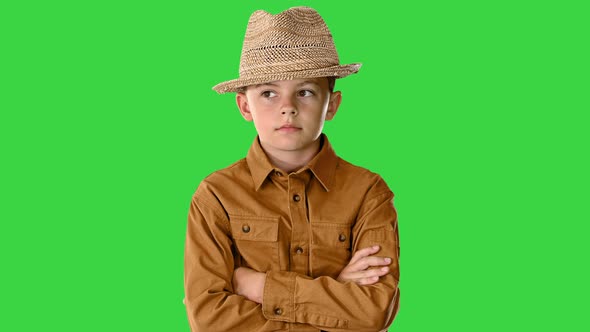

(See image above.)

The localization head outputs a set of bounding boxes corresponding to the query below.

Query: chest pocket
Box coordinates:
[310,222,352,278]
[229,215,280,272]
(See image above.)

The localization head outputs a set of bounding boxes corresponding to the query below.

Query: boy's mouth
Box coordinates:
[277,124,302,132]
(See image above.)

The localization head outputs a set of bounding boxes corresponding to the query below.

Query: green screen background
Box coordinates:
[1,0,588,331]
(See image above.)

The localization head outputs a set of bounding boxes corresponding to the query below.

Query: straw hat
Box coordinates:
[212,6,362,94]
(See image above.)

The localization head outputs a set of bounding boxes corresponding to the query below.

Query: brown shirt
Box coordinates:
[184,134,400,331]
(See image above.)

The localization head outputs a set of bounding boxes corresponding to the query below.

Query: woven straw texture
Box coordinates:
[213,7,361,94]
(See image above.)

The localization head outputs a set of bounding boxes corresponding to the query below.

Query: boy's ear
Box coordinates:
[236,93,253,121]
[325,91,342,121]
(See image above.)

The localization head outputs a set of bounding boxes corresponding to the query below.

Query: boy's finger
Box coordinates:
[358,276,380,286]
[345,266,389,281]
[362,266,389,278]
[349,245,380,265]
[350,256,391,271]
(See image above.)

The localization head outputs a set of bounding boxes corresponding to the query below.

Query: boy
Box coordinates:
[184,6,400,332]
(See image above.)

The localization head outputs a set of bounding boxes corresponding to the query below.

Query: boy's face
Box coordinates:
[236,77,341,158]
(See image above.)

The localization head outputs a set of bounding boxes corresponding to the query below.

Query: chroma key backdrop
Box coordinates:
[1,0,588,331]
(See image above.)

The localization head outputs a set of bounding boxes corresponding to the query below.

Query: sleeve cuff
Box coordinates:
[262,270,297,322]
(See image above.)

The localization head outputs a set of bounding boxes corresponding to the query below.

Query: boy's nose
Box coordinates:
[280,97,298,116]
[281,109,298,116]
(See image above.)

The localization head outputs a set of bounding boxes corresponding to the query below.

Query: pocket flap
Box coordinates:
[229,215,279,242]
[311,223,351,248]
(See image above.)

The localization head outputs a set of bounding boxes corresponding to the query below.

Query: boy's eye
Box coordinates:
[261,90,277,98]
[298,90,314,97]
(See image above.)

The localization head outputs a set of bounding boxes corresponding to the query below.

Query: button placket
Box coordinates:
[288,174,310,275]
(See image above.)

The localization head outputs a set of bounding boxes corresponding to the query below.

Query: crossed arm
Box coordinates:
[233,245,392,304]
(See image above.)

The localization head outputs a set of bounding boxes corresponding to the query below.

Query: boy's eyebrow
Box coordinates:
[253,82,279,89]
[296,80,321,87]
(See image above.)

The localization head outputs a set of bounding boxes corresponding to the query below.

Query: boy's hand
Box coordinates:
[232,267,266,304]
[337,245,391,285]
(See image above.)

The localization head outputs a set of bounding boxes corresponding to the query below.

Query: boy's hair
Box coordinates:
[327,76,336,93]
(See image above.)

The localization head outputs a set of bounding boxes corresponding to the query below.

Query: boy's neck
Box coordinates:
[260,138,322,174]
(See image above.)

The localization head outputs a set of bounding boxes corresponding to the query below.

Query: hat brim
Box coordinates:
[212,63,362,94]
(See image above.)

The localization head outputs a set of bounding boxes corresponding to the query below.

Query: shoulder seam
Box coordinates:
[193,194,231,233]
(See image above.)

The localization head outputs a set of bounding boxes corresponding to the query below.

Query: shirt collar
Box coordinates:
[246,134,339,192]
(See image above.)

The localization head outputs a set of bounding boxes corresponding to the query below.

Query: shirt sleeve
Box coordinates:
[261,177,400,331]
[184,183,287,332]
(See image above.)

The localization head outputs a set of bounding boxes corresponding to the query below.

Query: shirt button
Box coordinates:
[293,194,301,202]
[275,171,283,177]
[242,225,251,233]
[338,233,347,242]
[295,247,304,254]
[274,308,283,315]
